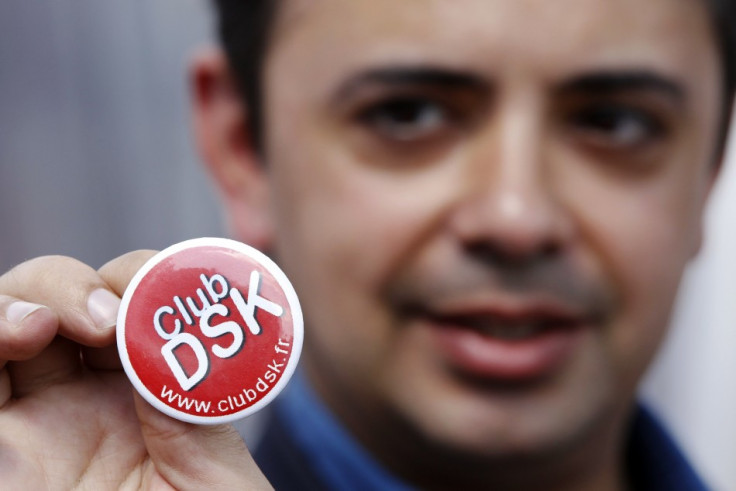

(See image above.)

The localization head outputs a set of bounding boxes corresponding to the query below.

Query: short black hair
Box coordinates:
[709,0,736,162]
[213,0,280,154]
[213,0,736,160]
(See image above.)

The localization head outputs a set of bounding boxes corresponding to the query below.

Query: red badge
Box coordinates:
[117,238,303,424]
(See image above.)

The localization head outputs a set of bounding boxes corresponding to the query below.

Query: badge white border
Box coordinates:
[117,237,304,424]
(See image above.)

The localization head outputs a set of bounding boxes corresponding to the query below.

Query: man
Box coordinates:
[0,0,733,489]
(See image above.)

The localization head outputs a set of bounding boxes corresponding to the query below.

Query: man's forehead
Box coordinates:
[266,0,719,102]
[272,0,715,65]
[272,0,713,38]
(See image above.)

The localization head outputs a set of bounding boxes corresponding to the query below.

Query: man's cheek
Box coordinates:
[606,228,690,380]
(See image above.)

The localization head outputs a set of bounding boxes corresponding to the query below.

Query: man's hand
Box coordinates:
[0,251,272,489]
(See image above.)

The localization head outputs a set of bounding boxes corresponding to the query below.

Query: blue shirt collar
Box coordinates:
[276,371,412,491]
[625,404,709,490]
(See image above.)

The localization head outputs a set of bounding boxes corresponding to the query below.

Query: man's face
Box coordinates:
[255,0,720,460]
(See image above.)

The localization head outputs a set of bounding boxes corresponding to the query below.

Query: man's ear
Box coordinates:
[190,47,273,251]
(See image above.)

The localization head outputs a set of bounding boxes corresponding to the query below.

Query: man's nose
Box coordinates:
[447,101,575,264]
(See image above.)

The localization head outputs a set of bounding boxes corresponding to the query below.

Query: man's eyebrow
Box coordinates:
[556,70,686,102]
[334,66,489,99]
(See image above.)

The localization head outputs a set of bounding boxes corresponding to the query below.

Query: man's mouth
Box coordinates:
[434,313,579,341]
[408,299,593,381]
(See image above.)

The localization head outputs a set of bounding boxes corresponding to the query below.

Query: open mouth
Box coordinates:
[409,301,592,381]
[431,313,582,341]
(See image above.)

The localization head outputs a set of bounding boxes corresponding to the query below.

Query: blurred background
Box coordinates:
[0,1,734,488]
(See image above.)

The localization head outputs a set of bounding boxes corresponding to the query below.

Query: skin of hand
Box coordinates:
[0,251,272,490]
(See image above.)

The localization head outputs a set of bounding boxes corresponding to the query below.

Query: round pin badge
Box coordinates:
[117,238,303,424]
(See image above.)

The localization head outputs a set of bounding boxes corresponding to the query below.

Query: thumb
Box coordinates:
[133,392,273,490]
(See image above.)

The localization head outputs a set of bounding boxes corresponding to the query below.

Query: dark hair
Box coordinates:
[213,0,280,154]
[213,0,736,160]
[709,0,736,162]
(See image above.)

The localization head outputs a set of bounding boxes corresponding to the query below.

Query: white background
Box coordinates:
[0,1,733,488]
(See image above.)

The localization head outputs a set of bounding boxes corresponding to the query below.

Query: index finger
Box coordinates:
[81,250,158,370]
[0,256,120,348]
[97,250,158,296]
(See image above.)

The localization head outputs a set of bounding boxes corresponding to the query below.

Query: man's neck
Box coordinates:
[307,367,632,491]
[347,404,628,491]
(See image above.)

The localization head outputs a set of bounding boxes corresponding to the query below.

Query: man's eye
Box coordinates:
[569,105,665,149]
[357,97,449,141]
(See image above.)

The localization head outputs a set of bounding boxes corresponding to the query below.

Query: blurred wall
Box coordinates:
[0,1,734,488]
[0,0,224,271]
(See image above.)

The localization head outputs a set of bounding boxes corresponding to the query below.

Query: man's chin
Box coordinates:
[388,341,617,464]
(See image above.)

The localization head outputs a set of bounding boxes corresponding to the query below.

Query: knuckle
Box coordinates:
[98,250,158,291]
[0,255,98,298]
[119,249,159,265]
[35,255,90,273]
[100,250,156,271]
[6,255,83,280]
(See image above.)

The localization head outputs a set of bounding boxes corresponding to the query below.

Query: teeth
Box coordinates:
[475,321,542,340]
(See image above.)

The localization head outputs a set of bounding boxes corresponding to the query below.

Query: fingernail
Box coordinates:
[87,289,121,330]
[7,301,46,325]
